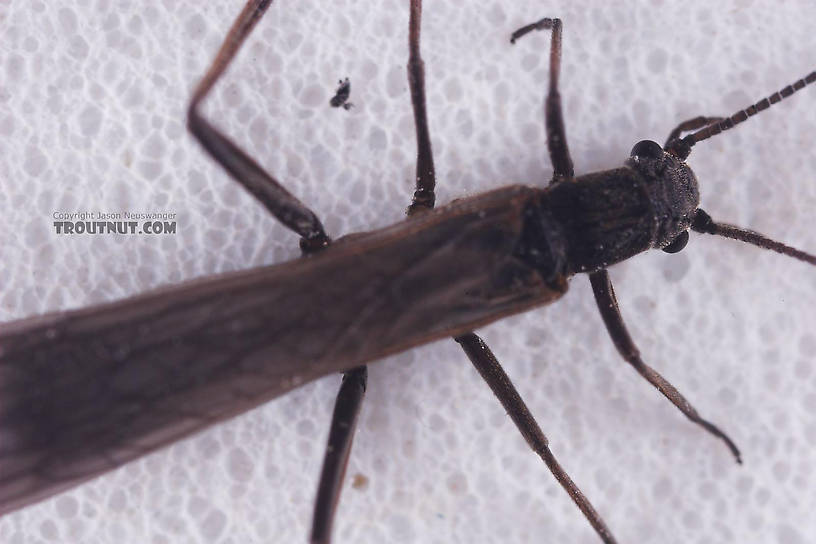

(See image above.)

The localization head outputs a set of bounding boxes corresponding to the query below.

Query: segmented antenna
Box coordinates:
[692,209,816,266]
[667,71,816,159]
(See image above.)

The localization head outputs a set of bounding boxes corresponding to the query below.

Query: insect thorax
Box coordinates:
[542,154,700,274]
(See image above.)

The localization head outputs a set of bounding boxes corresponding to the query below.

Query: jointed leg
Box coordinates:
[310,367,367,544]
[455,334,617,544]
[401,9,617,542]
[589,269,742,463]
[511,18,574,182]
[188,0,329,251]
[189,3,367,542]
[406,0,436,215]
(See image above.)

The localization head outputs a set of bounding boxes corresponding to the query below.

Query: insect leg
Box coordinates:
[397,10,617,540]
[664,116,723,148]
[188,0,330,252]
[455,333,617,544]
[189,2,367,539]
[310,367,367,544]
[404,6,612,540]
[588,269,742,463]
[406,0,436,215]
[511,17,574,182]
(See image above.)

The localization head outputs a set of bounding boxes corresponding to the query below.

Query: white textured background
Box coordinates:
[2,1,816,543]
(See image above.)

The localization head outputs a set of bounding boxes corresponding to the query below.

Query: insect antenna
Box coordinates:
[691,209,816,265]
[666,71,816,159]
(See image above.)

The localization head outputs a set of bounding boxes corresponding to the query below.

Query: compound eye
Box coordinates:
[630,140,663,159]
[662,230,689,254]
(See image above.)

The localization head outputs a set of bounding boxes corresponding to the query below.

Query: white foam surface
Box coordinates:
[2,1,816,542]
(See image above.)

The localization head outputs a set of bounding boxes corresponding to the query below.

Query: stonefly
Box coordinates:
[1,2,815,543]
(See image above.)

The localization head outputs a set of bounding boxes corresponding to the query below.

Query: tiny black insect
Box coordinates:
[329,77,353,110]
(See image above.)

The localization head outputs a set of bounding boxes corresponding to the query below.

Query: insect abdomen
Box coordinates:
[0,185,567,515]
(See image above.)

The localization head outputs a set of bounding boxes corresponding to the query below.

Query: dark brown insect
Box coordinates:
[4,1,816,544]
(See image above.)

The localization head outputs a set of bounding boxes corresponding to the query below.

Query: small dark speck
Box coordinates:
[351,473,369,490]
[329,77,353,111]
